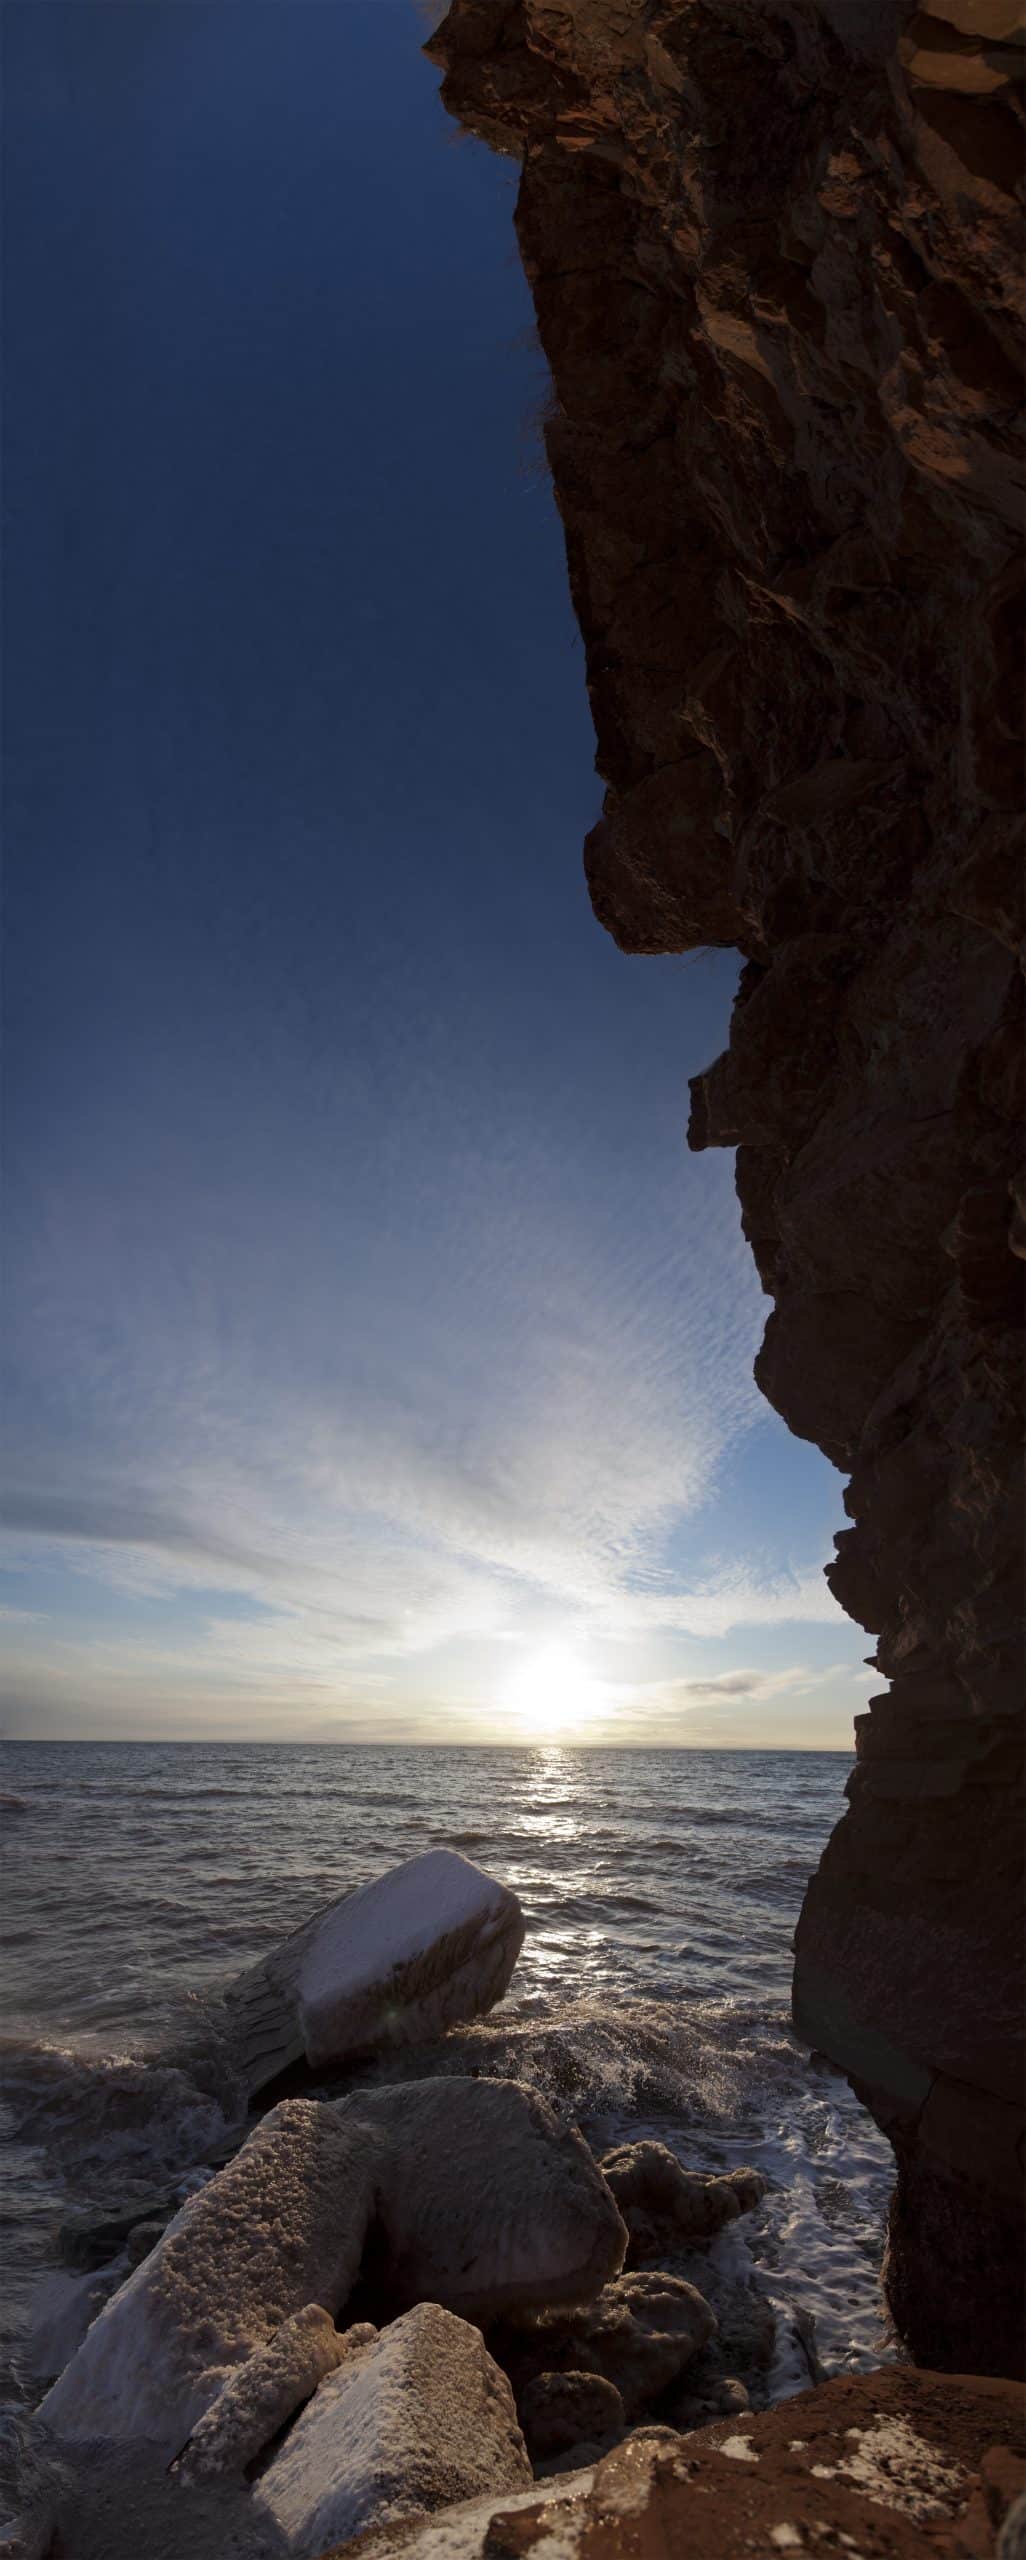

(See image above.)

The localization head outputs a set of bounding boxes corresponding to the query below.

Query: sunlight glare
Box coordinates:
[501,1643,601,1741]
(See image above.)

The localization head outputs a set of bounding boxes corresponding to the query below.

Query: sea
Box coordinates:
[0,1740,897,2460]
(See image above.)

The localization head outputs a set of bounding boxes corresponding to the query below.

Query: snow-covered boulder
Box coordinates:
[174,2305,365,2484]
[349,2076,627,2324]
[37,2100,372,2460]
[23,2267,124,2385]
[253,2303,531,2556]
[36,2079,625,2461]
[226,1849,525,2096]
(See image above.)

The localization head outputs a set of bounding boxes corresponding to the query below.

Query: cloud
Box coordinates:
[2,1133,858,1735]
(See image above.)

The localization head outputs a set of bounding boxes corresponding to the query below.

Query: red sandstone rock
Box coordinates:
[427,0,1024,2377]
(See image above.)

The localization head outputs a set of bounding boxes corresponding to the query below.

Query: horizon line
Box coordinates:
[2,1735,853,1753]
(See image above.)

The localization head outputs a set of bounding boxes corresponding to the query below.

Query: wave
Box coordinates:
[302,1990,808,2137]
[0,2036,242,2190]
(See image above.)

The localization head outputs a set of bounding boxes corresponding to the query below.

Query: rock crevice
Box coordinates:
[427,0,1024,2375]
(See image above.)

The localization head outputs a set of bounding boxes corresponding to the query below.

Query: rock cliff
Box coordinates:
[427,0,1025,2376]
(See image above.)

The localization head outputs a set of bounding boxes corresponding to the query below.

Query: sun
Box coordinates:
[501,1643,602,1741]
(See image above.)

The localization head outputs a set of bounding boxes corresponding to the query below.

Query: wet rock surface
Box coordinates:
[517,2367,625,2459]
[426,0,1025,2376]
[599,2138,767,2261]
[493,2268,717,2419]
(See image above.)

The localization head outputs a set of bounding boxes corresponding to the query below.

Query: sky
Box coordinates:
[1,2,871,1751]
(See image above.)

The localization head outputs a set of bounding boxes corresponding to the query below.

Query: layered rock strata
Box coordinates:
[428,0,1025,2375]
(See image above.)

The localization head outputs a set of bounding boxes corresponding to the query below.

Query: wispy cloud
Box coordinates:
[2,1134,860,1737]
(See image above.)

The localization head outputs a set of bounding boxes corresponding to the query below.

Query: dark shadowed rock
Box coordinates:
[599,2139,766,2261]
[427,0,1024,2377]
[496,2269,716,2420]
[517,2368,625,2459]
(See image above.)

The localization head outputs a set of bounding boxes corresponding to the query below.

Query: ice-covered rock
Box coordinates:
[23,2268,124,2385]
[517,2369,624,2460]
[1,2435,292,2560]
[37,2078,624,2458]
[37,2100,371,2459]
[252,2302,531,2557]
[174,2305,361,2484]
[598,2142,766,2262]
[346,2076,627,2323]
[502,2271,716,2420]
[226,1850,524,2096]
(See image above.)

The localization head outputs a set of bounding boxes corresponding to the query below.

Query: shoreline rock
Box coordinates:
[36,2078,626,2460]
[173,2304,358,2486]
[424,0,1025,2375]
[494,2270,717,2421]
[224,1851,525,2099]
[252,2303,531,2557]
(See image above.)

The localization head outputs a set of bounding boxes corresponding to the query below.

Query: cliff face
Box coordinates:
[428,0,1025,2375]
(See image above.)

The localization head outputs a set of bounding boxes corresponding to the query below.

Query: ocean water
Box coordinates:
[0,1740,897,2436]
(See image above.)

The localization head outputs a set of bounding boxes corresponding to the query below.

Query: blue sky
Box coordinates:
[1,2,868,1748]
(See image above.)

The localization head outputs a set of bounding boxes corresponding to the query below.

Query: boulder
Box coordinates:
[663,2348,752,2432]
[502,2271,716,2421]
[125,2218,172,2270]
[38,2079,625,2457]
[58,2195,179,2272]
[1,2440,293,2560]
[174,2306,361,2485]
[517,2370,624,2460]
[252,2303,531,2557]
[347,2076,626,2324]
[598,2142,766,2263]
[672,2252,777,2380]
[225,1850,524,2096]
[38,2099,372,2458]
[23,2269,124,2386]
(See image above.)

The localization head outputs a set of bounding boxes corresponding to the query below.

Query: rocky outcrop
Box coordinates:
[427,0,1024,2376]
[498,2268,718,2417]
[517,2365,626,2458]
[599,2139,767,2258]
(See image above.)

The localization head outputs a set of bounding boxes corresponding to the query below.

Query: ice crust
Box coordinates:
[225,1849,525,2094]
[36,2079,626,2460]
[253,2303,531,2556]
[298,1850,524,2066]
